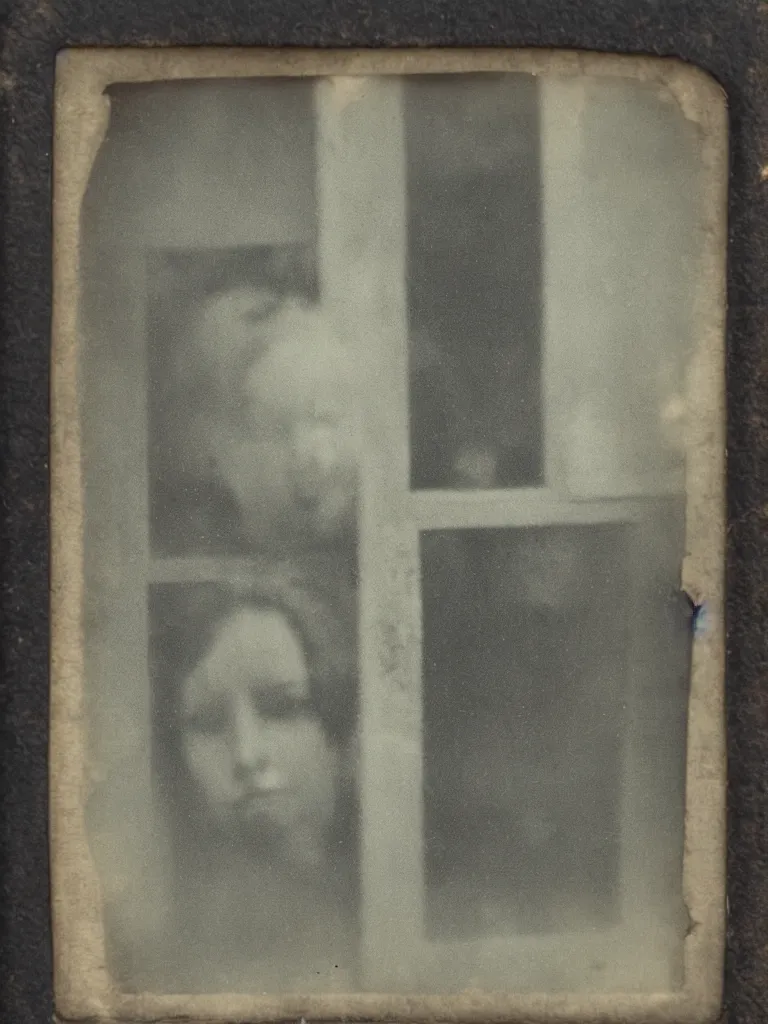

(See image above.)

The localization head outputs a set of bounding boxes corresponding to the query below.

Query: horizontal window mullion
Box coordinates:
[409,488,664,531]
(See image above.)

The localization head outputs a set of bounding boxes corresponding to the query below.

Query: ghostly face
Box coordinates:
[236,303,364,539]
[515,530,586,612]
[180,606,338,857]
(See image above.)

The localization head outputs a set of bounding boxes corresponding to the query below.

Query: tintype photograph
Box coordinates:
[50,50,727,1022]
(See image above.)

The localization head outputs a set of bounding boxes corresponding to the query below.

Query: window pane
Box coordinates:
[421,522,689,943]
[406,74,543,490]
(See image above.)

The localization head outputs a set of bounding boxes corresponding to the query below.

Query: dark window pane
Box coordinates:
[406,75,542,490]
[421,522,688,940]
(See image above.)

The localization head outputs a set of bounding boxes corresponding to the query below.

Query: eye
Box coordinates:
[242,294,282,325]
[183,698,228,735]
[252,688,311,722]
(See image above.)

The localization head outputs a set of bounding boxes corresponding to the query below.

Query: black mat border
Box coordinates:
[1,2,766,1021]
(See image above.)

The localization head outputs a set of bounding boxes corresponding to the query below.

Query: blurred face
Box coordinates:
[516,531,585,612]
[180,606,338,858]
[241,304,364,538]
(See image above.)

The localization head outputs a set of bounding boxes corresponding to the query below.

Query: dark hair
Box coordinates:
[224,566,358,747]
[153,564,356,733]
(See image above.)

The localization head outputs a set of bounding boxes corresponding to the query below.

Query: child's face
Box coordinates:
[194,297,366,543]
[180,607,338,854]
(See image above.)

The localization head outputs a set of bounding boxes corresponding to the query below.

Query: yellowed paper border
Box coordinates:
[51,46,727,1024]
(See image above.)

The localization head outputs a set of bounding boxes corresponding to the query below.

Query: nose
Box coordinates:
[231,695,269,780]
[293,416,335,465]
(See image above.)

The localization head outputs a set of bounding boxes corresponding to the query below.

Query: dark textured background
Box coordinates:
[0,1,766,1022]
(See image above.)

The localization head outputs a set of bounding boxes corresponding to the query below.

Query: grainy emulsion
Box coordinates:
[72,65,714,1002]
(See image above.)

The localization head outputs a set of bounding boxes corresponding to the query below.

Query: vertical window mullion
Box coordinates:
[315,75,423,991]
[539,75,590,496]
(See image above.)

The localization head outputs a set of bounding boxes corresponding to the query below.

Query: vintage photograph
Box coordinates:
[51,50,727,1022]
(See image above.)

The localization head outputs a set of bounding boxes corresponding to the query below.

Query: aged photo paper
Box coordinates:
[50,48,727,1024]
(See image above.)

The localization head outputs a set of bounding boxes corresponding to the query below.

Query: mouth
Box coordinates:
[234,787,288,817]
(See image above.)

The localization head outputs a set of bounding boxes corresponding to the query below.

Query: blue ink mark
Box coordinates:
[682,591,709,636]
[692,600,709,637]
